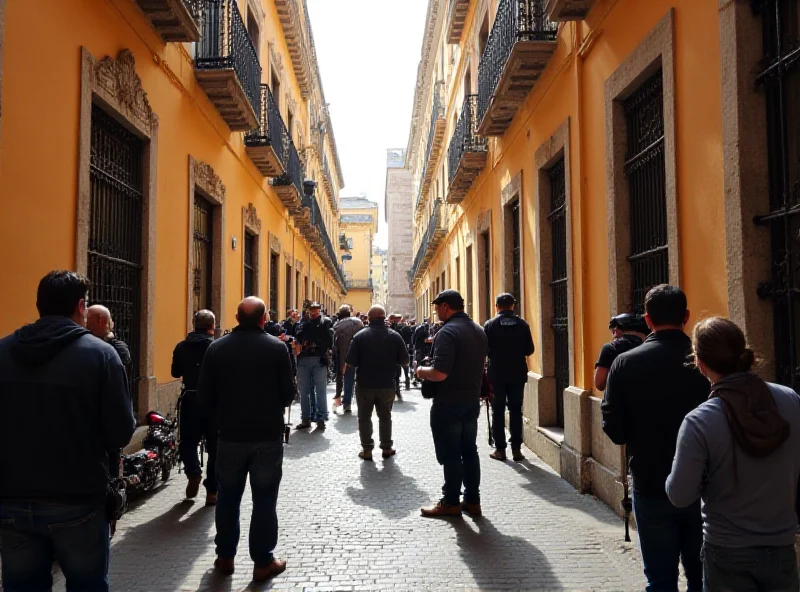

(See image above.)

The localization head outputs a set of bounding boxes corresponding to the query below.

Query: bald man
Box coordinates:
[87,305,131,367]
[198,297,293,582]
[345,305,409,460]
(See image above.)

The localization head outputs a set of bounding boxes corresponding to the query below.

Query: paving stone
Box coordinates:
[39,383,647,591]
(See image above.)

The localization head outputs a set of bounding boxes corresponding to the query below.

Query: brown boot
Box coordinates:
[358,450,373,461]
[381,448,396,459]
[489,449,507,461]
[512,448,525,462]
[421,501,462,518]
[461,501,483,517]
[213,557,235,576]
[205,492,217,506]
[186,475,202,499]
[252,558,287,582]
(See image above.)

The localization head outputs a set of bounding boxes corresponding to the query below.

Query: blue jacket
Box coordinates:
[0,316,135,504]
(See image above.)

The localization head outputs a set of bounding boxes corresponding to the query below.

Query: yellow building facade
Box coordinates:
[406,0,785,512]
[339,197,379,315]
[0,0,347,420]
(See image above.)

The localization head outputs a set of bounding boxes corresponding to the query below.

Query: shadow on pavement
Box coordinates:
[345,458,429,520]
[450,515,557,589]
[282,428,331,459]
[391,398,419,413]
[332,413,359,434]
[510,458,623,528]
[194,569,234,592]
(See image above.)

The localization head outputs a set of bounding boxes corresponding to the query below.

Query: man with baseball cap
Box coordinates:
[594,313,649,391]
[483,293,535,462]
[294,301,333,429]
[416,290,488,518]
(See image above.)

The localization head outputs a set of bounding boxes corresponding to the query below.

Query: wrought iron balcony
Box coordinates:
[195,0,261,131]
[245,85,288,177]
[477,0,557,137]
[545,0,596,21]
[418,81,447,208]
[446,0,471,44]
[271,137,304,212]
[307,196,347,290]
[339,233,351,251]
[409,201,447,283]
[136,0,201,41]
[446,95,488,204]
[346,279,373,290]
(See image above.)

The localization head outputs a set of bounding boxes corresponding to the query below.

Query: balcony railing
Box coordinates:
[135,0,201,41]
[271,137,304,210]
[418,81,447,207]
[195,0,261,131]
[409,201,447,283]
[545,0,596,21]
[309,196,347,289]
[477,0,557,136]
[346,279,374,290]
[245,85,289,177]
[446,95,488,204]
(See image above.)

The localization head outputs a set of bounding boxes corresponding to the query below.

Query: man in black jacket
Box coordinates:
[172,309,217,505]
[602,285,708,592]
[198,297,294,583]
[87,304,131,367]
[484,293,535,462]
[0,270,135,592]
[294,302,333,429]
[346,306,409,460]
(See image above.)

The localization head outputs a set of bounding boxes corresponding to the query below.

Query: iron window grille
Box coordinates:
[483,232,491,322]
[624,69,668,315]
[271,136,304,197]
[89,105,143,411]
[285,264,292,314]
[243,232,255,296]
[466,245,474,317]
[754,0,800,389]
[193,196,214,316]
[195,0,261,119]
[511,200,522,302]
[448,95,488,185]
[477,0,557,125]
[269,252,279,315]
[548,158,568,428]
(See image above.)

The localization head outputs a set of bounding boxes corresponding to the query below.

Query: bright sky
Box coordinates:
[306,0,429,249]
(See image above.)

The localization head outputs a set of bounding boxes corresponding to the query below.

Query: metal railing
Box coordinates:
[195,0,261,119]
[421,81,446,185]
[272,136,303,197]
[448,95,487,185]
[346,279,373,290]
[409,201,443,282]
[245,84,289,168]
[477,0,557,124]
[309,195,347,287]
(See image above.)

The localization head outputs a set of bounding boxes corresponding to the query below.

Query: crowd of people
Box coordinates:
[2,270,800,591]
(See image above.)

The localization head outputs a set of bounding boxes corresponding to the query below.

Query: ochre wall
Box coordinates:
[344,290,373,317]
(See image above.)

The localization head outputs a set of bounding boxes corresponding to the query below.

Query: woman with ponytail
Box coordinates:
[666,317,800,591]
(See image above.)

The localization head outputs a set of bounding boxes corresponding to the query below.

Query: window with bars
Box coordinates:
[482,232,491,322]
[511,200,521,302]
[286,264,292,314]
[466,247,473,317]
[624,69,668,315]
[270,252,279,314]
[193,197,214,314]
[296,271,301,308]
[243,232,255,297]
[89,105,143,411]
[548,158,568,428]
[756,0,800,389]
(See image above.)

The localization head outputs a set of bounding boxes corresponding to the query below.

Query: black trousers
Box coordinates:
[179,392,218,493]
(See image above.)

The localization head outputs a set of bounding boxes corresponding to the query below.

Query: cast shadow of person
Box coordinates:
[345,459,429,520]
[282,427,331,460]
[332,411,359,435]
[449,515,558,591]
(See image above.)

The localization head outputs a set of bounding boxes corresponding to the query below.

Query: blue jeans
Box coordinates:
[0,502,109,592]
[430,402,481,505]
[632,490,703,592]
[702,542,799,592]
[490,381,524,450]
[215,440,283,566]
[297,356,328,421]
[178,392,218,493]
[342,366,356,406]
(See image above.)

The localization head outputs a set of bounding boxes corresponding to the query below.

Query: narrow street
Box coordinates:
[54,385,645,592]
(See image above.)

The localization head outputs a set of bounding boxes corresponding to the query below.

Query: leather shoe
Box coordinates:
[253,558,287,582]
[358,450,373,461]
[382,448,396,459]
[186,475,202,499]
[421,501,462,518]
[461,501,482,517]
[489,449,507,461]
[205,493,217,506]
[214,557,234,576]
[295,420,312,430]
[512,449,525,462]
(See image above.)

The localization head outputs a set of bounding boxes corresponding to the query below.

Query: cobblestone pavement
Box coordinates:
[50,384,645,592]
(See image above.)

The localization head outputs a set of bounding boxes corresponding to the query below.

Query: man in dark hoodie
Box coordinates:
[602,285,709,592]
[0,270,135,592]
[172,309,217,505]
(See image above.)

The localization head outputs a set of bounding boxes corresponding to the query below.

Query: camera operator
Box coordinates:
[294,302,333,430]
[412,317,431,386]
[171,309,218,505]
[594,313,649,391]
[399,318,414,391]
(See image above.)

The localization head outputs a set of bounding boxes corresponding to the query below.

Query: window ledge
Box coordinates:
[537,426,564,446]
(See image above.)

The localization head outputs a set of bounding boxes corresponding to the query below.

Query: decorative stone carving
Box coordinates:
[296,259,304,273]
[243,203,261,232]
[477,208,492,234]
[284,251,294,266]
[93,49,156,132]
[269,232,281,254]
[269,42,284,76]
[194,160,226,202]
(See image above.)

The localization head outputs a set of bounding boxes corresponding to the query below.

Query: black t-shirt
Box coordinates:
[595,334,644,369]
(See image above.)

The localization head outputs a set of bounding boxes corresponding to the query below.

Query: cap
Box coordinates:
[609,313,649,334]
[309,302,322,309]
[431,289,465,309]
[496,293,516,307]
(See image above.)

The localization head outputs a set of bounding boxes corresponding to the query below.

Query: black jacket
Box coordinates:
[296,316,333,359]
[198,325,294,442]
[601,330,709,498]
[0,316,135,504]
[265,320,284,337]
[431,312,489,405]
[399,325,414,347]
[171,331,214,391]
[484,311,535,384]
[413,323,430,350]
[345,321,409,389]
[108,337,131,367]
